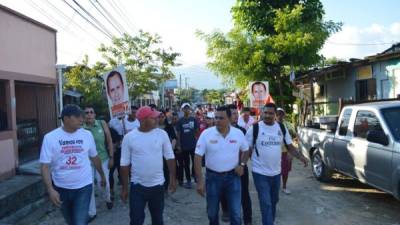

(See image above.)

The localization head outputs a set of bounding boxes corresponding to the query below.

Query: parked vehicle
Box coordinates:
[298,101,400,199]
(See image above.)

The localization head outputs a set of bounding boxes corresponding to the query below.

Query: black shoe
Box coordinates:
[221,212,230,222]
[106,201,113,210]
[88,215,96,223]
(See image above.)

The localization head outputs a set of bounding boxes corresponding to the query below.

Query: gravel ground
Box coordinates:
[35,161,400,225]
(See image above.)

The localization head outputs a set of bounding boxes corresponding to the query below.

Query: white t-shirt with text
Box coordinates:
[40,127,97,189]
[195,126,249,172]
[246,121,292,176]
[120,128,175,187]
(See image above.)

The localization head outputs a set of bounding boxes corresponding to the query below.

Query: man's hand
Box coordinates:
[196,181,206,197]
[168,179,177,194]
[300,155,308,167]
[100,175,106,187]
[108,158,114,169]
[48,188,62,207]
[120,187,128,203]
[234,165,244,176]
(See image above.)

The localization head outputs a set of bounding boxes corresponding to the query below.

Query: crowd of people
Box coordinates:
[39,101,307,225]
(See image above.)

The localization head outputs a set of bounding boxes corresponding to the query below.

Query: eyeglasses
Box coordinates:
[214,116,225,120]
[85,111,94,114]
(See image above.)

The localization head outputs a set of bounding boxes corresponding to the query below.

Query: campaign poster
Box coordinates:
[103,66,131,119]
[249,81,269,108]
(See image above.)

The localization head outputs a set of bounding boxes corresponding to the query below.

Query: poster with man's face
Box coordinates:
[103,65,131,119]
[249,81,269,108]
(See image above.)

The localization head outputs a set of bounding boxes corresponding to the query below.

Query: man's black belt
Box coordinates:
[206,168,235,175]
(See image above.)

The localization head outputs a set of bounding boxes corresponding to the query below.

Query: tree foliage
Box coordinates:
[98,31,180,99]
[202,89,226,105]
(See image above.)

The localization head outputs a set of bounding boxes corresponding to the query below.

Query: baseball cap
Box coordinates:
[181,103,191,109]
[60,104,84,119]
[277,107,285,114]
[136,106,161,120]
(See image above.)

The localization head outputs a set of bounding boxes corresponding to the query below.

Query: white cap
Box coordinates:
[277,107,285,113]
[181,103,191,109]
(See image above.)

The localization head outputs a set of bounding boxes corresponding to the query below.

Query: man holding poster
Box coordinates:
[104,66,131,119]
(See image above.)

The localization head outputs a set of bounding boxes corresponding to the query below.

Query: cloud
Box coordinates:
[321,22,400,60]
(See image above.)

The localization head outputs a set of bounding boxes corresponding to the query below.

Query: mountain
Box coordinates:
[171,64,224,90]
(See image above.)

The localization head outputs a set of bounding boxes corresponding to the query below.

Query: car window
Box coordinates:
[338,109,352,136]
[353,110,383,139]
[381,107,400,141]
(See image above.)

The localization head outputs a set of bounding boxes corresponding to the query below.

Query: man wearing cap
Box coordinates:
[176,103,199,188]
[276,107,297,195]
[40,104,106,225]
[120,106,176,225]
[195,106,249,225]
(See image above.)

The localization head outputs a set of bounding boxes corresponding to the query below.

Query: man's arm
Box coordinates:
[40,164,62,207]
[120,165,130,203]
[90,156,106,186]
[287,144,308,167]
[166,159,177,193]
[194,154,205,197]
[102,121,115,169]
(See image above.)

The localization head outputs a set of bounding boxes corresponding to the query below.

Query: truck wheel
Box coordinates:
[311,151,332,182]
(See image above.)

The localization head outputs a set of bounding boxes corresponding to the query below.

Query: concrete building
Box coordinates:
[0,5,58,180]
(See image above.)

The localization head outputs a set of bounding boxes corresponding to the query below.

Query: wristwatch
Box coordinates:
[240,162,246,167]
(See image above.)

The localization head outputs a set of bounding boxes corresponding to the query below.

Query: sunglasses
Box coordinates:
[85,111,94,114]
[214,116,225,120]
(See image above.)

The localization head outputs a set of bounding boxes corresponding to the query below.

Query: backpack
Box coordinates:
[253,121,288,157]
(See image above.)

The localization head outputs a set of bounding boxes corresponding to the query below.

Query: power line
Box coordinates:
[106,0,136,34]
[61,0,112,39]
[94,0,128,34]
[88,0,123,35]
[70,0,114,37]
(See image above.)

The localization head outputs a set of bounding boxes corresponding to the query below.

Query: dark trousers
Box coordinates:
[182,150,195,182]
[130,183,164,225]
[221,165,252,223]
[109,147,121,191]
[175,150,184,183]
[56,184,92,225]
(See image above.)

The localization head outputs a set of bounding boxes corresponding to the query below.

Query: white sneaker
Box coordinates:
[282,188,291,195]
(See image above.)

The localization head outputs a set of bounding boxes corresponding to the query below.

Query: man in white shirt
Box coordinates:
[238,107,255,131]
[120,106,176,225]
[246,103,307,225]
[109,106,140,136]
[195,106,249,225]
[40,104,106,225]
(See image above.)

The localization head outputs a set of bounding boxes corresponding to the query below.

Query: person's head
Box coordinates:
[61,104,84,131]
[129,106,138,120]
[215,106,231,130]
[241,107,251,121]
[262,103,277,125]
[276,107,286,122]
[205,115,215,127]
[251,81,267,100]
[84,106,96,124]
[158,111,166,126]
[171,112,179,125]
[227,104,238,124]
[148,104,157,110]
[106,71,125,105]
[181,103,191,117]
[136,106,161,131]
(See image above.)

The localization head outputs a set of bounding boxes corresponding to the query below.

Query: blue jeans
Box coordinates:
[206,169,241,225]
[129,183,164,225]
[55,184,92,225]
[252,172,280,225]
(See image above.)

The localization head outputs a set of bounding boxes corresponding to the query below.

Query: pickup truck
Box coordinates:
[298,101,400,199]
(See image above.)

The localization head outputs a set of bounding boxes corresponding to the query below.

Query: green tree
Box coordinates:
[202,89,225,105]
[98,31,180,99]
[63,55,108,115]
[199,0,341,106]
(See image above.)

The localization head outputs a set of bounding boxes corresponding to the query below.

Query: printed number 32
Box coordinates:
[66,156,77,165]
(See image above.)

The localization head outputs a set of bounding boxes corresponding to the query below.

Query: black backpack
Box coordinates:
[253,122,288,157]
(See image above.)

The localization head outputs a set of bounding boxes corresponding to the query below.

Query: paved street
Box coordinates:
[35,161,400,225]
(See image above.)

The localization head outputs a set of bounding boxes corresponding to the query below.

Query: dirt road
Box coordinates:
[36,161,400,225]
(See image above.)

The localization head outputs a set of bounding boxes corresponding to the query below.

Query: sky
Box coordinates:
[1,0,399,89]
